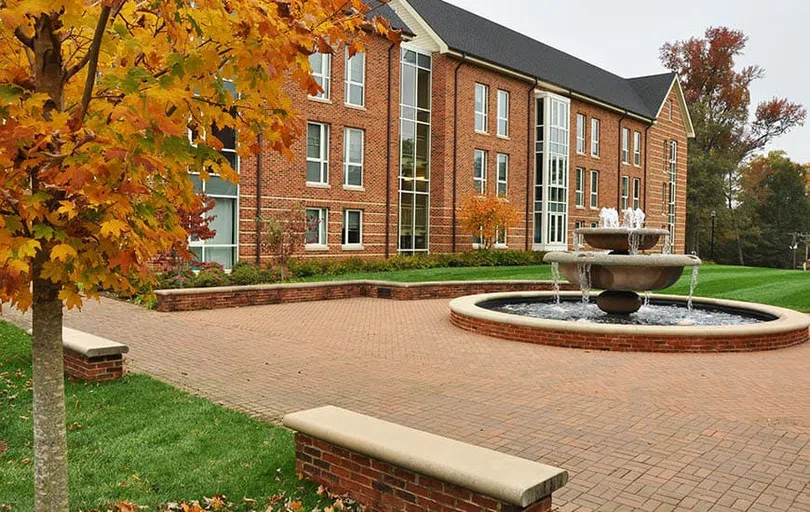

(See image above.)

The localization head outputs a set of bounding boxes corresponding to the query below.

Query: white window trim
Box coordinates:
[496,153,508,197]
[496,90,510,138]
[621,175,629,210]
[621,128,630,164]
[576,114,586,155]
[343,127,364,188]
[474,149,487,194]
[306,122,329,186]
[344,49,365,108]
[475,83,489,134]
[591,118,600,157]
[633,177,641,210]
[342,209,363,249]
[633,131,642,167]
[309,53,332,101]
[590,170,599,209]
[575,167,584,208]
[305,207,329,250]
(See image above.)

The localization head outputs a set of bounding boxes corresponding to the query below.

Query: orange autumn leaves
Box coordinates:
[459,192,520,250]
[0,0,398,311]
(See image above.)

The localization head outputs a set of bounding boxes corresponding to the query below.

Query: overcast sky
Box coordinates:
[443,0,810,163]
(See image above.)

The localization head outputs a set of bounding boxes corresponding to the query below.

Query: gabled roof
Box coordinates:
[367,1,414,37]
[403,0,680,122]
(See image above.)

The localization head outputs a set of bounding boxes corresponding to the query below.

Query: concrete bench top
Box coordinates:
[283,406,568,507]
[25,327,128,357]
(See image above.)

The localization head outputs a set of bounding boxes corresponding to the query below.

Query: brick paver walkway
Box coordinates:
[4,297,810,512]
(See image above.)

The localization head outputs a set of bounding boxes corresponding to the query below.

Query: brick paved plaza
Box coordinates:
[3,297,810,511]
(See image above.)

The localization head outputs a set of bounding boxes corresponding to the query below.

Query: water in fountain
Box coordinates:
[662,232,672,255]
[578,262,592,304]
[687,265,700,312]
[599,208,620,228]
[550,262,561,304]
[643,291,651,308]
[623,208,647,255]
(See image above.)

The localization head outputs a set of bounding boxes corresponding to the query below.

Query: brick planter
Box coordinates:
[155,280,576,312]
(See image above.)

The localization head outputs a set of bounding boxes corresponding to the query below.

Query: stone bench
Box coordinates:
[28,327,128,382]
[283,406,568,512]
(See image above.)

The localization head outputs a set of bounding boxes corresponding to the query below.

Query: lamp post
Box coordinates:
[710,210,716,262]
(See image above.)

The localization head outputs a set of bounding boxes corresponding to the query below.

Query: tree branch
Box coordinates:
[13,27,33,49]
[75,5,113,124]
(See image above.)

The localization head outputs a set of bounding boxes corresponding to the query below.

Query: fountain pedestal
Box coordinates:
[596,291,643,315]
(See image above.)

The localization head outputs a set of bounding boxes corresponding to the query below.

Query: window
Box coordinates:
[309,53,331,100]
[633,178,641,210]
[590,221,598,228]
[306,122,329,184]
[495,228,506,246]
[474,83,488,132]
[574,220,585,247]
[305,208,328,247]
[342,209,362,247]
[474,149,487,194]
[576,114,586,154]
[533,94,569,246]
[344,49,365,107]
[398,48,431,254]
[496,90,509,137]
[668,140,677,240]
[575,168,584,207]
[496,153,508,197]
[591,118,600,156]
[621,128,630,164]
[621,176,629,210]
[343,127,364,187]
[590,170,599,208]
[633,131,641,166]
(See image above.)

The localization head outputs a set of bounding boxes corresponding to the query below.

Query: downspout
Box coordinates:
[385,42,395,258]
[616,112,627,209]
[451,53,466,253]
[643,123,651,212]
[525,79,538,251]
[255,131,263,265]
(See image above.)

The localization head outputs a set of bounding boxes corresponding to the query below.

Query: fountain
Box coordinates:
[544,208,700,315]
[448,208,810,353]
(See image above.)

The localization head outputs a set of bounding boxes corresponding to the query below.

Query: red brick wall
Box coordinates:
[63,350,125,382]
[295,433,552,512]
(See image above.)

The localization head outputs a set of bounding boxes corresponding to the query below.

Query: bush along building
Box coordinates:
[198,0,694,269]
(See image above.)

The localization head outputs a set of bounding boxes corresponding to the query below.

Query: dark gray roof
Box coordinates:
[366,1,414,36]
[628,73,677,117]
[406,0,672,119]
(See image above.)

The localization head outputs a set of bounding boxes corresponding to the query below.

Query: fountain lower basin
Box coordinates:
[449,291,810,352]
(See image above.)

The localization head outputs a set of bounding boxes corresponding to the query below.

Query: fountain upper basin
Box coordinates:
[576,227,670,252]
[544,252,702,292]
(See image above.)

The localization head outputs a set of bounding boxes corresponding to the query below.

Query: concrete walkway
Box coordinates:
[3,297,810,512]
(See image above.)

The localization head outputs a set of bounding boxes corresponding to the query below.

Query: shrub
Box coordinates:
[156,266,196,289]
[229,261,263,286]
[191,262,229,288]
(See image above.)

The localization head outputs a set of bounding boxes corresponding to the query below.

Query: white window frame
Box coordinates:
[575,167,584,207]
[342,209,363,249]
[305,207,328,249]
[532,92,570,250]
[475,83,489,133]
[474,149,487,194]
[590,170,599,209]
[621,175,629,210]
[306,122,329,186]
[633,131,642,166]
[668,140,677,240]
[309,53,331,101]
[576,114,586,154]
[633,177,641,210]
[344,49,365,107]
[496,153,509,197]
[496,90,510,137]
[621,128,630,164]
[343,127,364,188]
[574,220,585,247]
[591,118,600,157]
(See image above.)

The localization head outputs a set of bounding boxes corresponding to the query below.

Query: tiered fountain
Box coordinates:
[449,209,809,352]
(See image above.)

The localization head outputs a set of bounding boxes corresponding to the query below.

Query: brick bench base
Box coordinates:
[64,349,125,382]
[295,433,551,512]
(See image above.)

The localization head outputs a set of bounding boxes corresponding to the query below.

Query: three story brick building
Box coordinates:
[198,0,694,268]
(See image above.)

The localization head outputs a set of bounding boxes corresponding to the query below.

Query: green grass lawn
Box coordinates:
[300,264,810,312]
[0,322,322,512]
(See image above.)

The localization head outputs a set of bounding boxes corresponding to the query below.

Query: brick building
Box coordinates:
[197,0,694,268]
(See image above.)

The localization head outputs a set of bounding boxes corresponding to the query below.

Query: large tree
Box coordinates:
[660,27,806,263]
[0,1,395,510]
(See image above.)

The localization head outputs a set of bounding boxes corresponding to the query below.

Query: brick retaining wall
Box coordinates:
[450,310,809,353]
[155,280,576,312]
[295,433,552,512]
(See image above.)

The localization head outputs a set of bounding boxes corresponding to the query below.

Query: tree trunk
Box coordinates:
[31,269,69,512]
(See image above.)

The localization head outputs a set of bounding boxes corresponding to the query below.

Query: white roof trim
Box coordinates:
[655,77,695,138]
[394,0,448,53]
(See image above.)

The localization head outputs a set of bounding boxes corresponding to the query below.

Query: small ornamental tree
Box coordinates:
[459,192,520,250]
[0,1,396,510]
[261,203,318,280]
[157,193,217,285]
